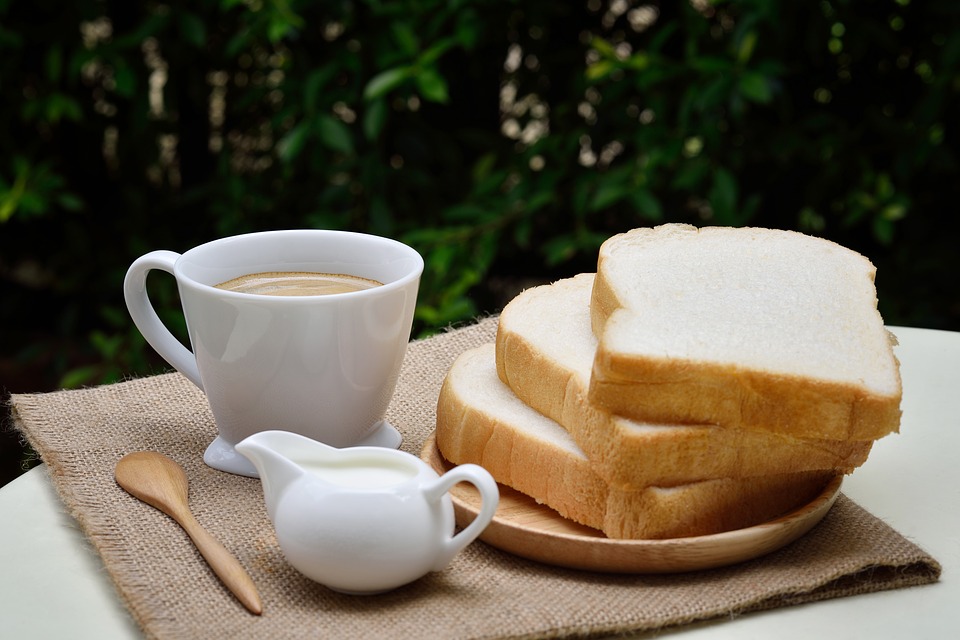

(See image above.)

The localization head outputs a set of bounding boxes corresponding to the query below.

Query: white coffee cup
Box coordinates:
[123,229,423,477]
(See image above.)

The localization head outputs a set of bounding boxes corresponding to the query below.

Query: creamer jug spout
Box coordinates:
[235,430,319,520]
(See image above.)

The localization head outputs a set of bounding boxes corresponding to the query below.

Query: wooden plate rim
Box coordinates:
[421,433,842,573]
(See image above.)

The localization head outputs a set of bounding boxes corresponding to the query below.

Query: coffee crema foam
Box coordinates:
[214,271,383,296]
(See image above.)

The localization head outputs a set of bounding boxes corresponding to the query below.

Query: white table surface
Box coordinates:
[1,326,957,639]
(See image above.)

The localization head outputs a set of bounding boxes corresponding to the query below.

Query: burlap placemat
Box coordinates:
[9,316,941,639]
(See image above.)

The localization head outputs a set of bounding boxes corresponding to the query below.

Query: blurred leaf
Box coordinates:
[267,5,305,43]
[590,36,617,58]
[364,67,410,101]
[59,366,101,390]
[268,19,290,42]
[523,189,554,214]
[455,12,481,49]
[225,28,252,58]
[542,235,577,266]
[691,56,732,73]
[671,158,710,190]
[708,167,738,223]
[882,202,907,221]
[472,163,508,197]
[442,203,487,222]
[114,64,138,98]
[0,169,26,222]
[571,179,591,216]
[304,66,338,114]
[648,21,677,52]
[415,68,449,103]
[798,206,826,233]
[738,71,773,104]
[18,190,45,214]
[589,181,631,211]
[873,216,895,245]
[99,305,128,328]
[362,98,388,141]
[415,295,475,330]
[513,215,533,247]
[737,30,758,63]
[629,189,664,221]
[276,120,310,162]
[391,23,419,56]
[419,37,456,66]
[586,60,616,81]
[876,172,894,199]
[316,115,354,154]
[368,195,393,235]
[0,198,17,223]
[755,59,787,76]
[683,76,730,123]
[112,12,171,49]
[56,193,84,212]
[471,153,497,184]
[626,52,651,71]
[90,330,123,360]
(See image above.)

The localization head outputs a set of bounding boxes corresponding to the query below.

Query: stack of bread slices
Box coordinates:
[435,224,902,539]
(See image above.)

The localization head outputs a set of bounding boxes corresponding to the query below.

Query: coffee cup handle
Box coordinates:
[424,463,499,569]
[123,250,203,390]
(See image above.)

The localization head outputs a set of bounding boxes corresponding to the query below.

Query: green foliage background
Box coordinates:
[2,0,959,479]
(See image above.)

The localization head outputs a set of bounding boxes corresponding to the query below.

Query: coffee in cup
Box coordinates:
[214,272,383,296]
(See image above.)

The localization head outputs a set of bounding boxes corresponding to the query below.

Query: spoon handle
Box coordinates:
[176,511,263,615]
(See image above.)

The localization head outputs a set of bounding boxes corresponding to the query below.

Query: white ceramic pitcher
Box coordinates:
[235,430,499,594]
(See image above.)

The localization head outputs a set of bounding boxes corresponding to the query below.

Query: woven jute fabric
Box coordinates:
[9,316,941,639]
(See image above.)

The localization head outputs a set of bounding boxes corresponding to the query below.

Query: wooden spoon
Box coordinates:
[115,451,263,615]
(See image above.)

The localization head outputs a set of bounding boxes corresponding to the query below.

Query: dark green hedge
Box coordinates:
[2,0,958,390]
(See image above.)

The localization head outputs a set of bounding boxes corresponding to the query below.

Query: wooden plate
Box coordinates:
[421,434,842,573]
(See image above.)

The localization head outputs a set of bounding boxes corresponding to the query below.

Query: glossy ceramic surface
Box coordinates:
[237,430,499,594]
[124,230,423,476]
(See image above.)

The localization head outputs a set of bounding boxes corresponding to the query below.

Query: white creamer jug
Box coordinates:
[236,430,499,594]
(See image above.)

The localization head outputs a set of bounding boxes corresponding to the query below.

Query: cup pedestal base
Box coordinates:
[204,420,404,477]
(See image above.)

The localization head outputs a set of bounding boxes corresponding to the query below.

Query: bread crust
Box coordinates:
[438,345,834,539]
[497,274,872,488]
[589,224,902,440]
[588,353,902,440]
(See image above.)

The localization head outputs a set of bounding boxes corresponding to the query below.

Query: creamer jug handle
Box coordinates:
[424,463,499,569]
[123,250,203,389]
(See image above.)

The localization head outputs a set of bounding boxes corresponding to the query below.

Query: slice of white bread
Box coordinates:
[589,224,902,441]
[436,344,834,539]
[495,273,872,488]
